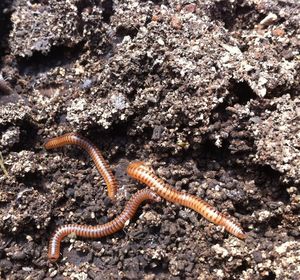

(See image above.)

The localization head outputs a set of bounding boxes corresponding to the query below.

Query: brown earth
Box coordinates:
[0,0,299,279]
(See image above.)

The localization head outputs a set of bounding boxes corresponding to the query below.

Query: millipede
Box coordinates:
[44,132,118,201]
[48,188,161,262]
[46,134,246,263]
[127,161,246,239]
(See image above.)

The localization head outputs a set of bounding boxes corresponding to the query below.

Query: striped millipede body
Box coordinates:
[44,132,118,201]
[48,188,160,262]
[127,161,246,239]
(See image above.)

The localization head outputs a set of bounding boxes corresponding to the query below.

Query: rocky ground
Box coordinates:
[0,0,299,279]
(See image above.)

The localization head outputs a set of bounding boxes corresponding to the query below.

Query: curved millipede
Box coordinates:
[44,132,118,201]
[48,188,161,262]
[127,161,246,239]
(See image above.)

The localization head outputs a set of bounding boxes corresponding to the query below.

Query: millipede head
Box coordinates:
[127,161,145,171]
[48,253,60,262]
[236,230,247,240]
[127,161,155,174]
[48,246,60,262]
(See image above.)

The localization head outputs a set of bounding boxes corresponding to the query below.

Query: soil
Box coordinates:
[0,0,299,279]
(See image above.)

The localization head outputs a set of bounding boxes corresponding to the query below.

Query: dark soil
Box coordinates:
[0,0,299,279]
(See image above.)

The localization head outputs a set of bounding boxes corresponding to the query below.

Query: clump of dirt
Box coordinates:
[0,0,299,279]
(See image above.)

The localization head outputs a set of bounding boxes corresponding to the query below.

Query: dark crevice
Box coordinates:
[255,165,290,204]
[269,215,283,229]
[147,0,167,4]
[271,186,290,204]
[232,194,254,214]
[203,80,257,161]
[249,98,277,116]
[255,165,281,185]
[16,173,45,192]
[238,197,262,213]
[17,42,85,76]
[116,25,139,40]
[84,120,131,161]
[207,80,256,139]
[231,80,256,105]
[195,138,231,163]
[207,100,229,123]
[0,119,39,154]
[148,224,161,235]
[209,1,260,31]
[76,0,99,14]
[12,120,39,152]
[262,271,276,280]
[142,126,153,141]
[29,0,49,4]
[144,258,169,274]
[266,83,300,99]
[75,0,103,35]
[102,0,114,23]
[233,259,250,274]
[0,1,14,58]
[210,1,235,28]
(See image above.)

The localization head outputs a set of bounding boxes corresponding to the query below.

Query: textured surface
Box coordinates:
[0,0,299,279]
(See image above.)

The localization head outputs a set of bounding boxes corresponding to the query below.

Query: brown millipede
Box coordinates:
[127,161,246,239]
[48,188,161,262]
[44,133,118,201]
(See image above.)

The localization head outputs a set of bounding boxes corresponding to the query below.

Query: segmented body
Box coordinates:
[48,188,160,262]
[44,132,118,201]
[127,161,246,239]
